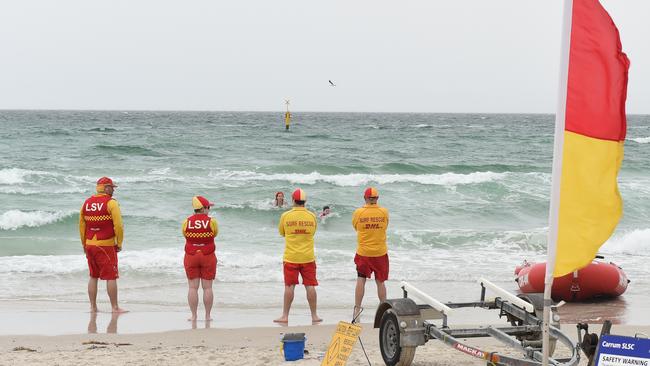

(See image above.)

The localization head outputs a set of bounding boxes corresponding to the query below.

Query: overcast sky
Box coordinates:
[0,1,647,114]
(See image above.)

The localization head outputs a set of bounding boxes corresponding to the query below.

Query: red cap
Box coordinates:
[292,188,307,201]
[364,187,379,198]
[97,177,117,187]
[192,196,214,210]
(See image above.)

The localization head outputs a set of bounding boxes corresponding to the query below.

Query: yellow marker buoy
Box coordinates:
[284,99,291,130]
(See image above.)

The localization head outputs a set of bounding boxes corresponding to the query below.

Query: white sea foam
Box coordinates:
[601,229,650,256]
[75,174,181,184]
[247,200,281,211]
[214,200,282,211]
[620,181,650,195]
[0,254,87,274]
[0,168,27,185]
[210,170,507,187]
[629,137,650,144]
[413,124,431,128]
[0,210,72,231]
[4,227,638,287]
[0,186,85,195]
[119,248,185,274]
[0,168,55,185]
[0,249,182,275]
[150,167,171,175]
[0,247,283,277]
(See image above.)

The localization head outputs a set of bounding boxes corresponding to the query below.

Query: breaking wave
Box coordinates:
[602,229,650,256]
[0,168,54,185]
[629,137,650,144]
[209,170,508,187]
[0,210,74,231]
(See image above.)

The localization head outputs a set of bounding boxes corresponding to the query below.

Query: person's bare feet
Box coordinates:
[273,316,288,323]
[112,307,129,314]
[312,316,323,324]
[90,307,99,313]
[188,315,197,322]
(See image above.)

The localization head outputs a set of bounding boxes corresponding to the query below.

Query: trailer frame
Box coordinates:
[374,279,581,366]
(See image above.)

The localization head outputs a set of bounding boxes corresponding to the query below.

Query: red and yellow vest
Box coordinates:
[82,195,115,241]
[184,213,216,255]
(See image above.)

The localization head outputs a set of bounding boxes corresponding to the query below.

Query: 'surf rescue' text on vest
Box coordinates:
[83,195,115,241]
[184,213,215,255]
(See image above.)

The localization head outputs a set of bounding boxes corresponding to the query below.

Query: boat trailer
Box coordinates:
[374,278,584,366]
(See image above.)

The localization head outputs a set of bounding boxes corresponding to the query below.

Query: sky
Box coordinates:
[0,1,648,114]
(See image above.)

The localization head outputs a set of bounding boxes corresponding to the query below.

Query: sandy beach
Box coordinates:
[2,322,649,366]
[1,292,649,366]
[1,279,648,365]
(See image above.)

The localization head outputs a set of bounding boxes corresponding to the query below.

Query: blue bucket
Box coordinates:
[282,333,306,361]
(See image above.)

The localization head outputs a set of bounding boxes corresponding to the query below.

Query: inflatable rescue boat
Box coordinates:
[514,259,629,302]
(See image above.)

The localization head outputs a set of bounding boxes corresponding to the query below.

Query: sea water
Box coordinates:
[1,111,649,327]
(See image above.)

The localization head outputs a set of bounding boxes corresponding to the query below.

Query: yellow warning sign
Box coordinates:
[321,321,362,366]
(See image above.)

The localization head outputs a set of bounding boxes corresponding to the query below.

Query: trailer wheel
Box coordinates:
[379,309,416,366]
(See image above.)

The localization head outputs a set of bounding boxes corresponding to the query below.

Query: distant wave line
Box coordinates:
[209,170,512,187]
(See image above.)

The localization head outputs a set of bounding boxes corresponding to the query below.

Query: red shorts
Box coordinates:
[184,251,217,280]
[355,254,389,282]
[86,245,119,280]
[283,261,318,286]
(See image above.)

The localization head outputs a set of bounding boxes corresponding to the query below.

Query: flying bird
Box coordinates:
[329,80,336,87]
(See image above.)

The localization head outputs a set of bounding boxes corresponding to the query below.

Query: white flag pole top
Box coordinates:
[543,0,573,365]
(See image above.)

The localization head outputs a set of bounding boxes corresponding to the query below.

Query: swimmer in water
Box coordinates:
[275,192,286,207]
[319,206,331,220]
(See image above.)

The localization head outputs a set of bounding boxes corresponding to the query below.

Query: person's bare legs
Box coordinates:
[376,280,387,303]
[88,277,99,312]
[201,279,214,321]
[187,278,200,321]
[353,277,367,321]
[107,312,120,333]
[305,286,322,323]
[87,311,98,333]
[107,280,128,313]
[274,285,295,323]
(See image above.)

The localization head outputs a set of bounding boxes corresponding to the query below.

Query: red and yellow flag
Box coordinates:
[553,0,630,277]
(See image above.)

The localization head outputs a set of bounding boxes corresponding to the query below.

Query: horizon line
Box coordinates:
[0,108,648,116]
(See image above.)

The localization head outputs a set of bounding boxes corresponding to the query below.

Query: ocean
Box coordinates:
[1,110,649,331]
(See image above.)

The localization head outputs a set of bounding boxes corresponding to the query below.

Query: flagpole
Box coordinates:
[543,0,573,365]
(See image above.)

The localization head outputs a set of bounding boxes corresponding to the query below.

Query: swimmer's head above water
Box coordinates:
[320,206,331,217]
[275,191,285,207]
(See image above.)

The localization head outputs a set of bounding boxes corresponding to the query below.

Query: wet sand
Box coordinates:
[1,280,648,365]
[1,287,648,336]
[2,323,649,366]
